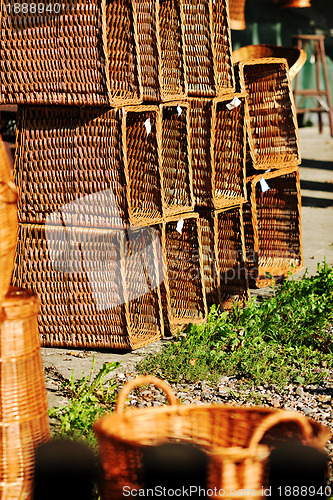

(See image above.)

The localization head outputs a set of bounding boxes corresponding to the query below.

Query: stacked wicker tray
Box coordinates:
[4,0,303,348]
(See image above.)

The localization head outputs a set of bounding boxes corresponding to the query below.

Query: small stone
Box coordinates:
[218,386,229,396]
[296,386,304,397]
[303,408,314,416]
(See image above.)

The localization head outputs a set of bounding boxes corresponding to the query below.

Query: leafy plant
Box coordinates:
[138,262,333,388]
[49,359,120,446]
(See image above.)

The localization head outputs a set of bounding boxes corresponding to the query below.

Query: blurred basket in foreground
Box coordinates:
[243,166,303,287]
[94,375,330,500]
[232,44,307,80]
[0,287,50,498]
[0,138,18,305]
[236,58,301,170]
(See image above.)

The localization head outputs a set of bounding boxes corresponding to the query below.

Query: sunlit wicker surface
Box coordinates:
[0,287,50,499]
[232,44,307,80]
[243,166,303,288]
[227,0,246,30]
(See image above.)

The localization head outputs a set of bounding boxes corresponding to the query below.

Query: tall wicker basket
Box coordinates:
[0,139,18,305]
[94,376,331,500]
[0,287,50,499]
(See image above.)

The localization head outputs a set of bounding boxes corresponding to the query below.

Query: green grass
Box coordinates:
[138,262,333,388]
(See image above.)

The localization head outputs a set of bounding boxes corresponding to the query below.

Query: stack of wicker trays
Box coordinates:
[7,0,303,347]
[234,57,303,287]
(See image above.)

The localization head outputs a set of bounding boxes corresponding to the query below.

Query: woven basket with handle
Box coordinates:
[0,138,18,305]
[94,375,331,500]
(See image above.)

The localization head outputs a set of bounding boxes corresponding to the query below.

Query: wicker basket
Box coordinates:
[160,102,194,217]
[232,45,307,80]
[237,58,301,170]
[14,106,128,228]
[199,206,249,311]
[228,0,246,30]
[0,287,50,499]
[94,376,331,500]
[189,95,247,209]
[243,166,303,288]
[13,224,164,350]
[122,105,163,226]
[1,0,146,105]
[0,138,18,305]
[162,213,207,331]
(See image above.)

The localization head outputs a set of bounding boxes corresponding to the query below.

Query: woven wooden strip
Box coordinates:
[160,101,194,217]
[122,105,163,226]
[237,58,301,169]
[243,165,303,288]
[0,287,50,499]
[14,106,128,228]
[198,210,219,310]
[162,213,207,326]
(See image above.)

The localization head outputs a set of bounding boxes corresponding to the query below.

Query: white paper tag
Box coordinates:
[310,53,315,64]
[259,177,270,192]
[144,118,151,136]
[177,105,182,117]
[176,217,184,234]
[226,96,241,110]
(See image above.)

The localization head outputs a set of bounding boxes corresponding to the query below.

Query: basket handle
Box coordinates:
[115,375,179,413]
[248,411,314,450]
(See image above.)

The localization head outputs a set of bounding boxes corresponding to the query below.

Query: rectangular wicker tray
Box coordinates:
[237,58,301,170]
[243,165,303,287]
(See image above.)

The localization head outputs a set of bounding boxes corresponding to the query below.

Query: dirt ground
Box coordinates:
[42,125,333,410]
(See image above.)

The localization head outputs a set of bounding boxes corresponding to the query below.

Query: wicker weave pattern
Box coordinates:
[198,211,219,309]
[162,213,207,325]
[189,96,246,208]
[211,0,235,93]
[159,0,186,100]
[160,102,194,216]
[180,0,216,97]
[243,166,303,288]
[1,1,109,105]
[13,224,164,349]
[135,0,161,101]
[237,58,301,169]
[14,106,127,228]
[215,205,249,309]
[0,139,18,305]
[232,45,307,80]
[123,106,163,226]
[212,94,247,208]
[0,287,50,498]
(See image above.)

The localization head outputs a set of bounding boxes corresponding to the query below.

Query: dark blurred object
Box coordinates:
[33,439,96,500]
[142,443,209,498]
[228,0,247,30]
[275,0,311,7]
[268,443,330,500]
[0,106,17,143]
